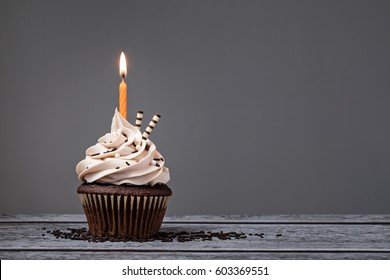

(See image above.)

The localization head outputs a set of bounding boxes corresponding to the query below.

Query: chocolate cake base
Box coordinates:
[77,183,172,239]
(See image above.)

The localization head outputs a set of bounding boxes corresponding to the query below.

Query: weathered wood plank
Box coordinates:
[1,251,389,260]
[1,214,390,224]
[0,222,389,250]
[2,248,390,253]
[167,215,390,224]
[0,214,85,223]
[1,215,389,260]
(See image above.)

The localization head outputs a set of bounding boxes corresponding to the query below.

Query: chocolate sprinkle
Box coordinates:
[126,161,130,166]
[48,228,252,243]
[116,167,120,169]
[91,153,100,156]
[122,133,127,137]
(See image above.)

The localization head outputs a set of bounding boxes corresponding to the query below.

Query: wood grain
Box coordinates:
[0,215,389,260]
[1,251,390,260]
[2,214,390,224]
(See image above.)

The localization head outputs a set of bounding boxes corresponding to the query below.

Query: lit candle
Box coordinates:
[119,52,127,119]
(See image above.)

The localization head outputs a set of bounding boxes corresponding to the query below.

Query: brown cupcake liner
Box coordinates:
[79,193,169,239]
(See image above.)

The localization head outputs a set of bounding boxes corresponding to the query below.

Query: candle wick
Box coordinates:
[122,74,125,81]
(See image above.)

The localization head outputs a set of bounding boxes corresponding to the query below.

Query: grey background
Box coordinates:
[1,0,389,215]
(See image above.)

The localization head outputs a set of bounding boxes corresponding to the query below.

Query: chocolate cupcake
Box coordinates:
[76,109,171,239]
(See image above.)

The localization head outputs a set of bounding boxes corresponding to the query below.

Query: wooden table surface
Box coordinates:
[1,214,389,260]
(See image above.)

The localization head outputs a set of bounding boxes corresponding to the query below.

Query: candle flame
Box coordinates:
[120,52,127,77]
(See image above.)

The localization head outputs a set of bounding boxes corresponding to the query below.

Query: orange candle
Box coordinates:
[119,52,127,119]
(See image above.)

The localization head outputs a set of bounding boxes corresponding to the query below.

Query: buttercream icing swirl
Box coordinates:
[76,109,170,186]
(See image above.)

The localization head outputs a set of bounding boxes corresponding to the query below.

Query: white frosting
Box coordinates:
[76,109,170,186]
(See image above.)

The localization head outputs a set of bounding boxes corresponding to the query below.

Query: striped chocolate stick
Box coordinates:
[142,113,161,140]
[135,110,144,130]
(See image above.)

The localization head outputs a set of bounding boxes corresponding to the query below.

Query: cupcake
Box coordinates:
[76,109,171,239]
